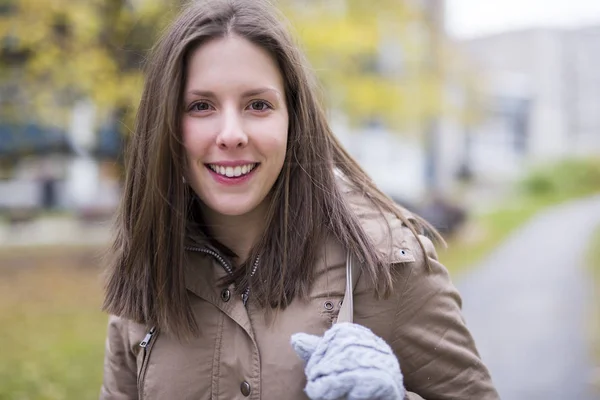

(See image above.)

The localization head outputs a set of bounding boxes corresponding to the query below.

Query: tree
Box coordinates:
[0,0,178,130]
[0,0,475,137]
[279,0,448,132]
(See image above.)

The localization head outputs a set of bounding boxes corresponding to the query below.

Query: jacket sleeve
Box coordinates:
[391,233,499,399]
[100,315,139,400]
[354,227,499,399]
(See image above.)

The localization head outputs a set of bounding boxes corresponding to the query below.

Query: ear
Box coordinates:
[290,333,320,363]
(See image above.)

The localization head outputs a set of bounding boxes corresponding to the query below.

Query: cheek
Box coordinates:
[182,117,210,160]
[255,117,288,160]
[276,118,289,161]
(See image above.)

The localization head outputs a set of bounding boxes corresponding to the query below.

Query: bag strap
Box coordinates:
[336,251,360,324]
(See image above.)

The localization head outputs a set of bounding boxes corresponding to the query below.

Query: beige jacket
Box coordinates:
[100,188,499,400]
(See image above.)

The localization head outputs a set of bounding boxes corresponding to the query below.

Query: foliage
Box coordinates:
[0,0,476,136]
[520,157,600,199]
[0,0,179,128]
[280,0,446,130]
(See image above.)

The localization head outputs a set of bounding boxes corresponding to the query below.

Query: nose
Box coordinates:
[216,110,248,149]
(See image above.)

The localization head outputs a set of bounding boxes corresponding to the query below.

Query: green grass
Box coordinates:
[0,249,108,400]
[587,225,600,392]
[440,156,600,274]
[439,193,586,274]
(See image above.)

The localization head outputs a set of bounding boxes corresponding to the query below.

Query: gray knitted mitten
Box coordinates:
[290,322,405,400]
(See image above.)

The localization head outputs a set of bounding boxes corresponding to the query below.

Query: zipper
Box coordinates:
[139,326,156,348]
[185,246,260,306]
[137,326,158,398]
[241,256,260,306]
[185,246,234,275]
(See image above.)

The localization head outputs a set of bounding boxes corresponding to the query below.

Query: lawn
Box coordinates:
[0,247,108,400]
[439,193,593,274]
[440,157,600,274]
[587,225,600,393]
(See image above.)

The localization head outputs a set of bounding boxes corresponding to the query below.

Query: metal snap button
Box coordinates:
[240,381,251,396]
[324,300,334,311]
[221,288,231,302]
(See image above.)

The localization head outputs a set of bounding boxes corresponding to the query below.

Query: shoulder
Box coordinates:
[339,179,434,266]
[338,179,452,307]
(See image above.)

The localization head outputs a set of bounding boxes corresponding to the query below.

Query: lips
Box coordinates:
[206,163,258,178]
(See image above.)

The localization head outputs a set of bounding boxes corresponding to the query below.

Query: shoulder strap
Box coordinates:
[336,252,360,324]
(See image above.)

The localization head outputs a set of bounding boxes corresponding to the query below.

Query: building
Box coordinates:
[462,24,600,181]
[0,100,123,216]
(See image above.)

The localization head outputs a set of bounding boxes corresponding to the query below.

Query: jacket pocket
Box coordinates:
[137,326,159,399]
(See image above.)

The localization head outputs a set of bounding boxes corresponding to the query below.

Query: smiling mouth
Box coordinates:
[206,163,259,178]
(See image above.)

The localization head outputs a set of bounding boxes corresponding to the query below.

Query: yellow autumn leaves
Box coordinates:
[0,0,478,134]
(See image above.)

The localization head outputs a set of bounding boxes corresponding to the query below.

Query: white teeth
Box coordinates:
[209,163,257,178]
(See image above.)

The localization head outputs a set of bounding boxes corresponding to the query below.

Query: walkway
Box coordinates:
[459,195,600,399]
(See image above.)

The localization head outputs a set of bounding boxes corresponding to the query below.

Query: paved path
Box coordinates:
[458,195,600,400]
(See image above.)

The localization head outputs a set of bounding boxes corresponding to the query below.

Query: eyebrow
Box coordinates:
[186,87,282,99]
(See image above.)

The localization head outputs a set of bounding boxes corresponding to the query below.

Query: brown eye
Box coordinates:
[249,100,270,111]
[192,102,211,111]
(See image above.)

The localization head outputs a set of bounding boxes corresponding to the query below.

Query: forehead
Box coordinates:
[185,35,285,93]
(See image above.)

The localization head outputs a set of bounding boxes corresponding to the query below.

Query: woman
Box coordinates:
[100,0,499,399]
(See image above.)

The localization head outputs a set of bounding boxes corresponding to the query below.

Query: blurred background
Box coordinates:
[0,0,599,399]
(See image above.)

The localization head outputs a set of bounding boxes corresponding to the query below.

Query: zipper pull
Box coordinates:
[139,326,156,348]
[242,289,250,307]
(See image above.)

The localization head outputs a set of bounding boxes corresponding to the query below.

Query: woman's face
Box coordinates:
[182,35,289,218]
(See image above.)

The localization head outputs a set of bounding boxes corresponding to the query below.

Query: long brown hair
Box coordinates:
[103,0,439,339]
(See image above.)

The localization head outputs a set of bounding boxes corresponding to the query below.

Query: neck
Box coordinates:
[200,200,269,266]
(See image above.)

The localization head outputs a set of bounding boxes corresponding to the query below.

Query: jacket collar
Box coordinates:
[182,182,417,299]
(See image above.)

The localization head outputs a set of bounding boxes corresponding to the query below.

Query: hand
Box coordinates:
[291,322,405,400]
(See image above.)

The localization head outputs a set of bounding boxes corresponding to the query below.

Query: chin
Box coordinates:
[206,200,258,217]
